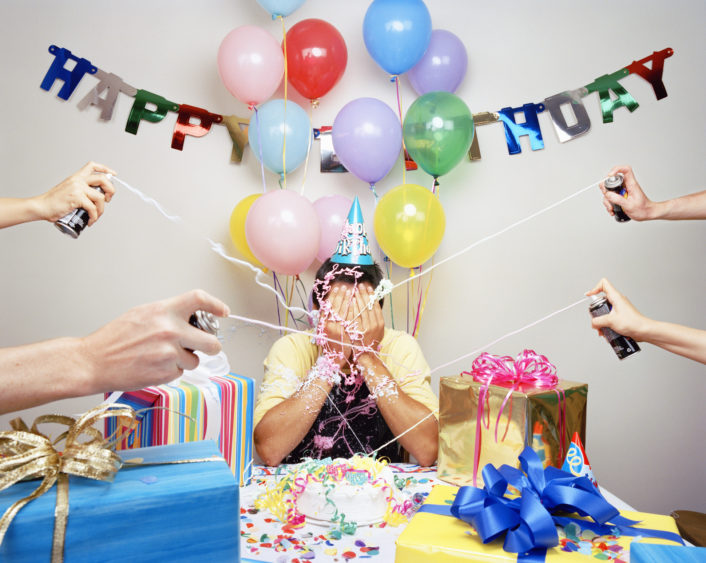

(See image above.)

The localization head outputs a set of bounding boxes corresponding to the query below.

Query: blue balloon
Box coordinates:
[363,0,432,76]
[256,0,305,18]
[248,99,312,177]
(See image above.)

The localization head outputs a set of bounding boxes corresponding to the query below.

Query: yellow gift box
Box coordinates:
[438,374,588,488]
[395,485,683,562]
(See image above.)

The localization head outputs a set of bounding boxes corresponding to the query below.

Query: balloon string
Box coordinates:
[300,103,315,196]
[280,15,288,189]
[390,180,602,293]
[394,75,406,186]
[384,258,396,330]
[254,107,267,193]
[272,272,283,335]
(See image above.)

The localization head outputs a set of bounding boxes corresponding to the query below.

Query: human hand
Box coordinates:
[352,283,385,354]
[599,165,656,221]
[319,284,354,368]
[80,289,230,393]
[34,162,117,225]
[585,278,649,340]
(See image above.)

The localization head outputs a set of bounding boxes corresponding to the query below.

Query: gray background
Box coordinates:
[1,0,704,514]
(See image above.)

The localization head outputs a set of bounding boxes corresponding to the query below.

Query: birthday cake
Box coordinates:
[255,455,413,532]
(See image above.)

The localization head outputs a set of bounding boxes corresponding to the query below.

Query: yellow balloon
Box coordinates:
[229,194,265,268]
[374,183,445,268]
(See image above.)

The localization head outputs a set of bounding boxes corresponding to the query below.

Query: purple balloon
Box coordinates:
[408,29,468,95]
[332,97,402,186]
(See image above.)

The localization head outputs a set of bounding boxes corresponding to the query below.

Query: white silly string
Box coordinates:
[109,175,310,319]
[111,173,600,458]
[390,180,602,292]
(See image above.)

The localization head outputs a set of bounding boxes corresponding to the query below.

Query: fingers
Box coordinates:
[169,289,231,320]
[180,327,223,358]
[86,173,116,202]
[585,277,609,297]
[176,347,201,372]
[81,161,117,177]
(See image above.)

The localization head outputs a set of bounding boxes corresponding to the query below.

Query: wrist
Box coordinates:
[27,195,49,222]
[645,200,666,221]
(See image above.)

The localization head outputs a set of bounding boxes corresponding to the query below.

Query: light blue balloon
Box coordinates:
[249,99,312,177]
[363,0,432,76]
[256,0,305,18]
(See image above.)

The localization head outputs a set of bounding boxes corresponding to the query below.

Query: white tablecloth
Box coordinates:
[239,464,637,563]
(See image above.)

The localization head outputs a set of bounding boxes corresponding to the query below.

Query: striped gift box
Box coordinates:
[104,373,254,486]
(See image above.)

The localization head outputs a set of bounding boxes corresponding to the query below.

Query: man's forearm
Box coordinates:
[358,354,438,466]
[0,338,91,414]
[254,376,333,466]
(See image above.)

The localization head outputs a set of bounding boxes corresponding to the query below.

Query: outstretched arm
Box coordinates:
[586,279,706,364]
[0,290,229,414]
[600,165,706,221]
[0,162,116,229]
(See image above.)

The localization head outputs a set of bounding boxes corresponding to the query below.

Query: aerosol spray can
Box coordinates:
[604,173,631,222]
[588,294,640,359]
[189,310,220,337]
[55,186,105,238]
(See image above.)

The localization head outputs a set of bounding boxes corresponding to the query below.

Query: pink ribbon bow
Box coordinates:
[461,350,565,487]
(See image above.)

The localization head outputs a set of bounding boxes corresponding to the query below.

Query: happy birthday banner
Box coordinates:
[40,44,673,168]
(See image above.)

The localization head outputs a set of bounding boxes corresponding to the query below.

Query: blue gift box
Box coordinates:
[0,440,239,562]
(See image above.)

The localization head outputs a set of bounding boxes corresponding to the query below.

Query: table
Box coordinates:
[239,464,637,563]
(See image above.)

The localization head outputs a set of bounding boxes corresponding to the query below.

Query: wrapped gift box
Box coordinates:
[104,372,254,485]
[396,484,683,562]
[0,440,239,562]
[438,374,587,487]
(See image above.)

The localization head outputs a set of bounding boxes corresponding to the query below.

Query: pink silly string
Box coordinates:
[461,349,563,487]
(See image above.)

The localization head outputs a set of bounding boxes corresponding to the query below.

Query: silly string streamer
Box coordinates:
[110,174,598,459]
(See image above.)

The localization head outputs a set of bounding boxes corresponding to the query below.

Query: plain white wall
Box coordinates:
[1,0,704,515]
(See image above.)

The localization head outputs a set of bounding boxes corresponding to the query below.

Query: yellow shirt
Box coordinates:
[254,328,439,428]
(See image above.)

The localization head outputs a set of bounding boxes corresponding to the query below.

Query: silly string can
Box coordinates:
[55,186,105,238]
[189,311,220,336]
[604,173,631,222]
[588,294,640,359]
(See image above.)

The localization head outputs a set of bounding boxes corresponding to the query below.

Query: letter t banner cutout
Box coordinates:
[126,90,180,135]
[40,45,97,100]
[171,105,223,151]
[498,103,546,155]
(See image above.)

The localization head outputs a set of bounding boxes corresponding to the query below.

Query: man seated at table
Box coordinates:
[253,198,438,467]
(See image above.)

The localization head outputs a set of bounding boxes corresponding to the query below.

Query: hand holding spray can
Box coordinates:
[55,185,105,238]
[604,173,631,222]
[588,294,640,359]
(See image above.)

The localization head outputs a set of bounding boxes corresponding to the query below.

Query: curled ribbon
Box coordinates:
[443,447,683,561]
[461,350,565,487]
[0,404,136,562]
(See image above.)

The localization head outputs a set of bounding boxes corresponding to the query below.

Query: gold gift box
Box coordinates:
[438,376,588,487]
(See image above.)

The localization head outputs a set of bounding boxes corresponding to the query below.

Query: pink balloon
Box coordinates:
[313,194,353,262]
[217,25,284,106]
[245,190,320,275]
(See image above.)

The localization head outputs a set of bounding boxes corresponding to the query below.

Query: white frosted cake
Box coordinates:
[255,455,412,531]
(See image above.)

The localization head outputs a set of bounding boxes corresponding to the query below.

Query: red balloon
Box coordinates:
[284,19,347,101]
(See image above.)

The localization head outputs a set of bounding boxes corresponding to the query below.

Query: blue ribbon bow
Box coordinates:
[421,447,683,561]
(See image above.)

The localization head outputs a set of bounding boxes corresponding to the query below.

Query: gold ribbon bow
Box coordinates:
[0,404,138,563]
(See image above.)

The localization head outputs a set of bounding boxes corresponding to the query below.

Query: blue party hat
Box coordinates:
[330,196,374,265]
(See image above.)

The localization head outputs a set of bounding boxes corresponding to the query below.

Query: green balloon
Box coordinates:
[403,91,474,178]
